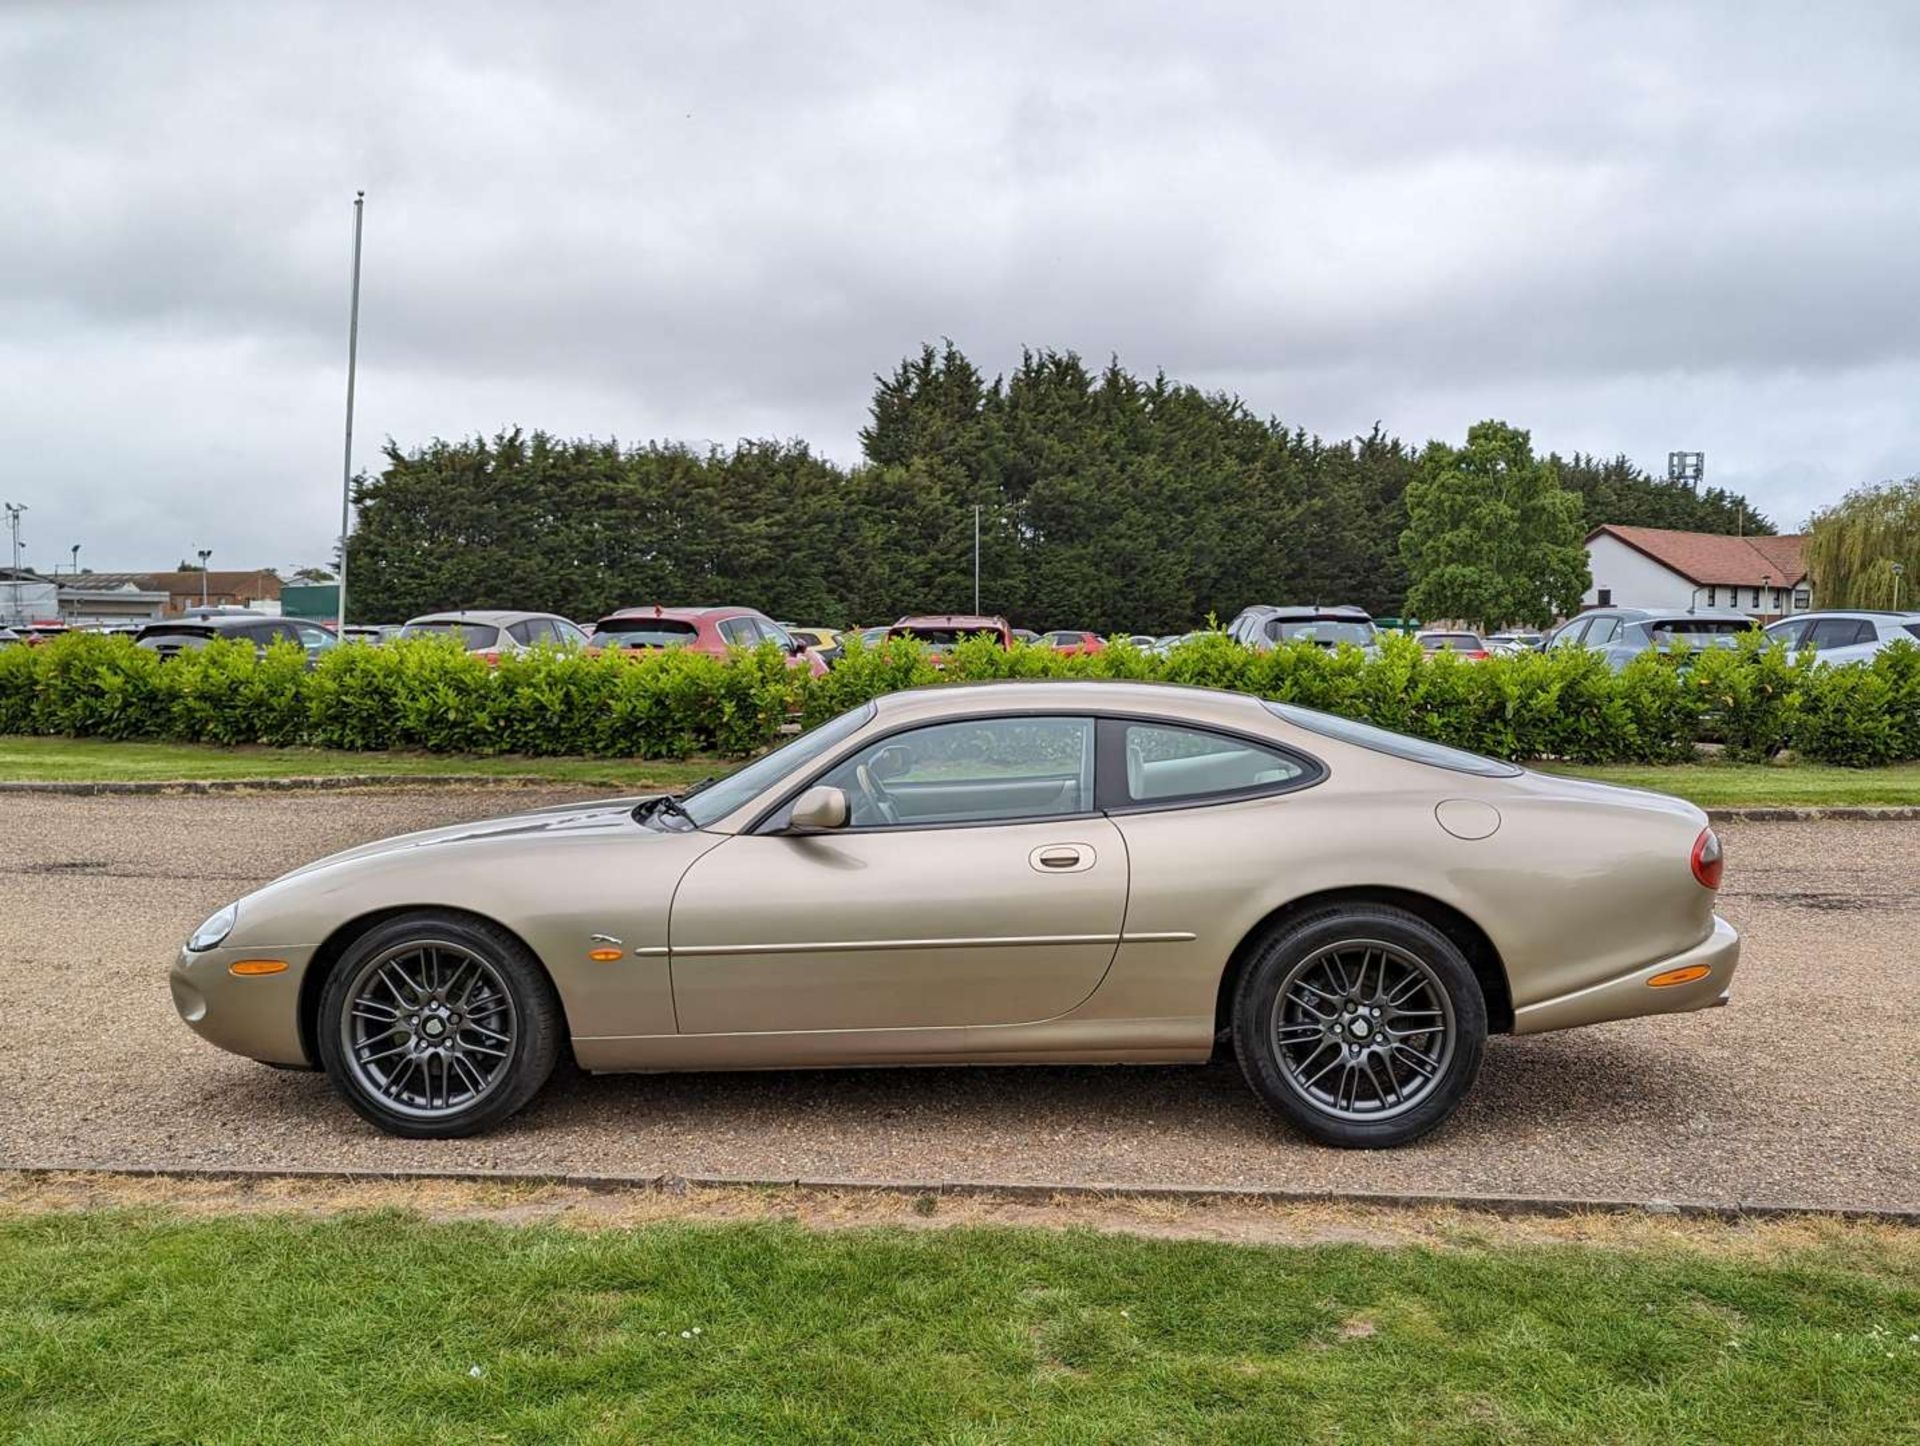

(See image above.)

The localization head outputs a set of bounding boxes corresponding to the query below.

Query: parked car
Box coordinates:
[1041,629,1106,656]
[1416,630,1490,660]
[1486,631,1544,654]
[1126,635,1157,649]
[887,614,1013,654]
[784,626,839,652]
[1549,608,1756,671]
[1227,605,1379,655]
[1151,631,1211,655]
[172,679,1738,1148]
[399,610,591,662]
[135,615,338,662]
[1763,610,1920,665]
[1010,628,1040,645]
[342,624,402,644]
[0,627,20,648]
[19,622,73,646]
[589,606,826,676]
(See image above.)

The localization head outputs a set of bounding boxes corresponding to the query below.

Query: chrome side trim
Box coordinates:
[645,929,1197,959]
[668,933,1122,958]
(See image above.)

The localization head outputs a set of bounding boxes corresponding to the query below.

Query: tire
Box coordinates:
[317,912,563,1139]
[1232,905,1487,1149]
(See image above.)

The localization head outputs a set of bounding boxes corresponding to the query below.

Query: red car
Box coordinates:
[591,605,827,676]
[886,614,1013,665]
[20,623,73,647]
[1040,629,1106,656]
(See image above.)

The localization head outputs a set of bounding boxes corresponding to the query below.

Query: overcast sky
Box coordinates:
[5,0,1918,573]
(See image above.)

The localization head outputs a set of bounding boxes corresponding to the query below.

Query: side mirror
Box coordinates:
[787,785,849,833]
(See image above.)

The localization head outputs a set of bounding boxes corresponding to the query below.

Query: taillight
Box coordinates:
[1690,828,1723,890]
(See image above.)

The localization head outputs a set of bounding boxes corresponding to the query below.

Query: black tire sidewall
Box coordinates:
[1233,906,1487,1148]
[317,912,562,1139]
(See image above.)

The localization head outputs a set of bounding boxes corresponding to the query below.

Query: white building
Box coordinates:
[1583,525,1810,623]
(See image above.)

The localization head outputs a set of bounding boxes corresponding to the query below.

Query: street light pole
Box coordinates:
[1894,562,1906,612]
[197,549,212,608]
[337,190,365,634]
[973,504,981,615]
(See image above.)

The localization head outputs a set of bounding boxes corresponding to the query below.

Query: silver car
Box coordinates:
[398,610,591,657]
[1226,605,1380,655]
[1548,608,1756,670]
[1764,610,1920,665]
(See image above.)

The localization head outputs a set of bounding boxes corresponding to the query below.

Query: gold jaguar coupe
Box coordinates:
[172,681,1739,1148]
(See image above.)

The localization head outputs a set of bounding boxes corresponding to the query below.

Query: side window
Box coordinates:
[718,617,757,647]
[1548,619,1588,649]
[816,716,1094,828]
[1809,618,1872,650]
[551,619,590,647]
[756,617,796,650]
[1115,722,1307,805]
[505,621,538,646]
[1768,619,1812,649]
[1584,617,1619,645]
[294,623,334,651]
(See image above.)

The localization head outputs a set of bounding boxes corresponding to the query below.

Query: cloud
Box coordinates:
[3,0,1917,573]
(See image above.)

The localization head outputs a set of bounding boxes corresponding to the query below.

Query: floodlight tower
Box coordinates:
[3,501,26,626]
[1667,452,1704,491]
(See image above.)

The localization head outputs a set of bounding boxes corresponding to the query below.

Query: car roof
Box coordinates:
[871,678,1274,727]
[892,614,1008,628]
[142,614,271,633]
[403,610,568,626]
[1767,609,1920,622]
[1238,604,1373,620]
[598,605,762,622]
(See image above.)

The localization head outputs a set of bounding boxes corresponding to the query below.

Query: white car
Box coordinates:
[1764,611,1920,665]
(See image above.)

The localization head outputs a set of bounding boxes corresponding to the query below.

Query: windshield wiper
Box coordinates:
[631,793,696,829]
[682,775,719,798]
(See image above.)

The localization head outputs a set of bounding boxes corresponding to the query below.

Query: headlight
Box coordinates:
[187,903,238,952]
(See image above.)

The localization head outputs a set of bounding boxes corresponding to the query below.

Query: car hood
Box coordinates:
[271,795,670,884]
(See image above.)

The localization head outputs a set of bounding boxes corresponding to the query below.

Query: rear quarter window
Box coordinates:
[1265,703,1521,777]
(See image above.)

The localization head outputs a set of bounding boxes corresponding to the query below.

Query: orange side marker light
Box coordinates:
[228,959,289,976]
[1648,964,1711,988]
[588,948,625,962]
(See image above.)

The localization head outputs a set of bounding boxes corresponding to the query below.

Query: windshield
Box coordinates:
[671,703,878,829]
[1271,620,1374,646]
[1421,634,1483,650]
[595,618,700,648]
[400,621,499,649]
[1266,702,1521,777]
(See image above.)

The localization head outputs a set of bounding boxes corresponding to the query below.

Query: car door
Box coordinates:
[668,714,1128,1034]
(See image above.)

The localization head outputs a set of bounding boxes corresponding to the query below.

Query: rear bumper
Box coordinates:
[1512,915,1740,1035]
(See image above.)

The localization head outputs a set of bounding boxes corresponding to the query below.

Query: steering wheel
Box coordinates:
[855,763,899,827]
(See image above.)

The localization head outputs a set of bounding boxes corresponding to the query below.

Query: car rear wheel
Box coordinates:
[317,912,562,1139]
[1232,905,1487,1148]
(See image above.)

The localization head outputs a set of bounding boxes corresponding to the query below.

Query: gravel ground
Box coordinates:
[1,789,1913,1210]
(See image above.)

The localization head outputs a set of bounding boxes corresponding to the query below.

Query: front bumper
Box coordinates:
[1511,915,1740,1035]
[170,943,317,1066]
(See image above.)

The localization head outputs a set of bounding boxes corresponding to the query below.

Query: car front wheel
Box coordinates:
[1233,905,1487,1148]
[317,912,563,1139]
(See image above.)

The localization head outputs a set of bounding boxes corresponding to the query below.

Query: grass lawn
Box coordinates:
[0,736,718,791]
[1,1210,1916,1443]
[5,735,1919,808]
[1544,759,1920,808]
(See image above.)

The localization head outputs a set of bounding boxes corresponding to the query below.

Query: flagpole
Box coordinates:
[336,190,365,633]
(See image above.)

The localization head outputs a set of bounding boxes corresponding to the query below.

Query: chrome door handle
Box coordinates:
[1030,844,1094,873]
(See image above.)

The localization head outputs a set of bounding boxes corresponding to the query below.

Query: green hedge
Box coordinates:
[2,631,1917,767]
